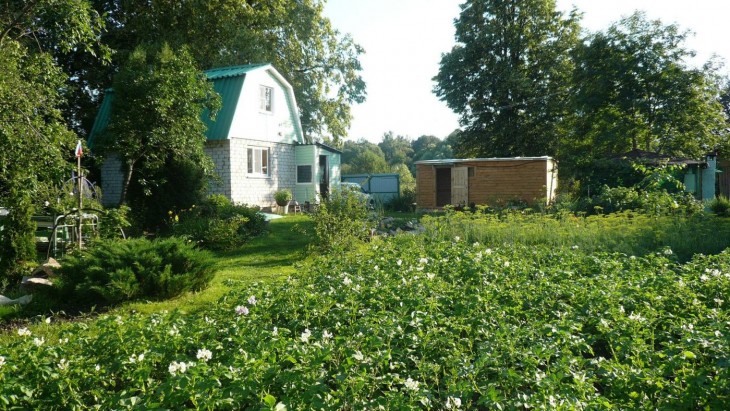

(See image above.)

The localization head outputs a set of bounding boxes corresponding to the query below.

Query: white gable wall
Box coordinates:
[227,69,301,144]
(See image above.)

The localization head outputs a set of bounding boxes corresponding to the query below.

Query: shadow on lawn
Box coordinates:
[213,215,315,269]
[1,215,315,325]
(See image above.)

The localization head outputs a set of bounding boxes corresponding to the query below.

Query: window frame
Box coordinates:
[297,165,313,184]
[259,85,273,113]
[247,147,270,177]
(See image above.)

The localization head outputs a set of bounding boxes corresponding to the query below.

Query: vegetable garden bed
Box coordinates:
[1,229,728,409]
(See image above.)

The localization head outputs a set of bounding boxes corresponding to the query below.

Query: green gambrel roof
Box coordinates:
[87,89,114,149]
[88,63,283,147]
[204,63,269,80]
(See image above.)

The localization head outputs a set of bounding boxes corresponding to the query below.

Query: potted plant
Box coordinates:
[274,189,293,207]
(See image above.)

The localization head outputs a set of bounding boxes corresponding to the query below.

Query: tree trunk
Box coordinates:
[119,160,135,206]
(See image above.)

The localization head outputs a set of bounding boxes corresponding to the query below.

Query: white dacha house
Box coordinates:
[87,64,341,208]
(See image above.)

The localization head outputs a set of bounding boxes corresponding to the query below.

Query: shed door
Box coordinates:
[452,166,468,206]
[436,168,451,207]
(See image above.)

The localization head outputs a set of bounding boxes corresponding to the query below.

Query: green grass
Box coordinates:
[119,214,314,316]
[0,215,314,324]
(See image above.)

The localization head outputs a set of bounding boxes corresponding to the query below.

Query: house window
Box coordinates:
[297,165,312,183]
[260,85,273,112]
[468,167,476,178]
[247,148,269,176]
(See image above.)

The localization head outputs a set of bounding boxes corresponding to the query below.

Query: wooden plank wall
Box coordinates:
[416,164,437,208]
[416,159,554,209]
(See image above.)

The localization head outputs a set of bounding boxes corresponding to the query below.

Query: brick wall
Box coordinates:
[205,140,231,198]
[100,154,124,207]
[228,138,295,207]
[415,165,436,208]
[100,139,296,208]
[416,159,555,209]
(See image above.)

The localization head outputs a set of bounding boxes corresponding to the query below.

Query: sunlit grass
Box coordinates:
[120,214,314,316]
[0,215,314,332]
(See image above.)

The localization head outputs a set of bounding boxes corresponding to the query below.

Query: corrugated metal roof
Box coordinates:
[204,64,270,80]
[87,63,300,146]
[415,156,554,165]
[202,74,245,140]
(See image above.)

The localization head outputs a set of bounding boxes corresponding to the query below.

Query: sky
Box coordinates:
[323,0,730,143]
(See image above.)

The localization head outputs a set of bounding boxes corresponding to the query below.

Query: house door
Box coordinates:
[319,155,329,199]
[452,166,468,206]
[436,168,451,207]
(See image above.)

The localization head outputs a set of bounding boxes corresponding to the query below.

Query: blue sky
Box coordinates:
[323,0,730,143]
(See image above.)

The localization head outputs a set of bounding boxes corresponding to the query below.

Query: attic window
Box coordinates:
[260,85,273,112]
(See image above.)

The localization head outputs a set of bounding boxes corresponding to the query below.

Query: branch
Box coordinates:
[294,64,333,73]
[0,0,41,46]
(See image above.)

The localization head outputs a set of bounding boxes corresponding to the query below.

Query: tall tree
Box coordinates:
[341,140,389,175]
[59,0,365,143]
[97,43,220,209]
[378,131,413,167]
[566,12,729,171]
[434,0,580,157]
[0,0,107,277]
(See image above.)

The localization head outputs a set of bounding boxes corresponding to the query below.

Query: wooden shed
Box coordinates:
[415,157,557,209]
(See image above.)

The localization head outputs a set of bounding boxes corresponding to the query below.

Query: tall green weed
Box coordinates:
[309,187,377,252]
[423,210,730,261]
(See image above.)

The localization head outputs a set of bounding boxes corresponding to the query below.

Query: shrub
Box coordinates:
[59,236,216,306]
[709,196,730,217]
[171,195,266,250]
[310,186,376,252]
[127,156,211,233]
[274,189,292,207]
[98,205,132,239]
[385,187,416,212]
[589,185,702,215]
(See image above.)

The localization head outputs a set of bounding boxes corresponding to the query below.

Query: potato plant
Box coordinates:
[0,235,729,409]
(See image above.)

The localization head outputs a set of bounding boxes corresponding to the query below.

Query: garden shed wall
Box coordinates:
[415,157,557,209]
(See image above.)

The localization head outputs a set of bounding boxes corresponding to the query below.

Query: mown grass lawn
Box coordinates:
[0,215,314,336]
[123,214,315,316]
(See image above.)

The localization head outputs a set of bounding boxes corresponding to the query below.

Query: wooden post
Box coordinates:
[75,140,83,249]
[77,154,83,249]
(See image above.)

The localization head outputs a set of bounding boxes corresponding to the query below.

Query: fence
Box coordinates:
[341,173,400,203]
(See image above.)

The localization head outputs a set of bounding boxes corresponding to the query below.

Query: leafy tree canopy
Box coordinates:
[341,139,389,175]
[63,0,365,143]
[434,0,580,158]
[378,131,413,167]
[412,133,456,163]
[97,43,221,208]
[568,12,728,160]
[0,0,107,276]
[563,12,730,188]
